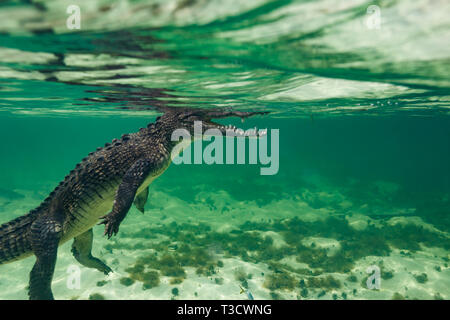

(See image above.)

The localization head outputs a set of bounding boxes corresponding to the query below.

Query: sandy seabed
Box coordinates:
[0,183,449,300]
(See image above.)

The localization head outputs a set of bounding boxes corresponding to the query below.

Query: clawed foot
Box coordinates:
[98,213,121,239]
[96,260,113,275]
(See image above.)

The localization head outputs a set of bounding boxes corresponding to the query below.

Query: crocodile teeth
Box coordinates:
[222,125,267,137]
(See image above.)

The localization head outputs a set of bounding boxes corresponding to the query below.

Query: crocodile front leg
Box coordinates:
[99,158,154,238]
[72,228,112,275]
[134,186,149,214]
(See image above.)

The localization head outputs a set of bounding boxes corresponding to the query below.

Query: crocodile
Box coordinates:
[0,108,267,300]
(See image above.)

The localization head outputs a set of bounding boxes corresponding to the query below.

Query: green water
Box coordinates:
[0,0,449,300]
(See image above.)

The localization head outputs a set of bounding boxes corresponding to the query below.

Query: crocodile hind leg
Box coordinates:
[71,228,112,275]
[28,217,63,300]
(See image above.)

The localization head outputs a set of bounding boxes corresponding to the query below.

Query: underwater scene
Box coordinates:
[0,0,449,300]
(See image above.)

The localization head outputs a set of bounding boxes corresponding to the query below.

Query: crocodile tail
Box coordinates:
[0,210,38,265]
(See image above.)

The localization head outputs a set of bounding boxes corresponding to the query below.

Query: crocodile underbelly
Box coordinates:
[60,172,163,244]
[60,187,117,244]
